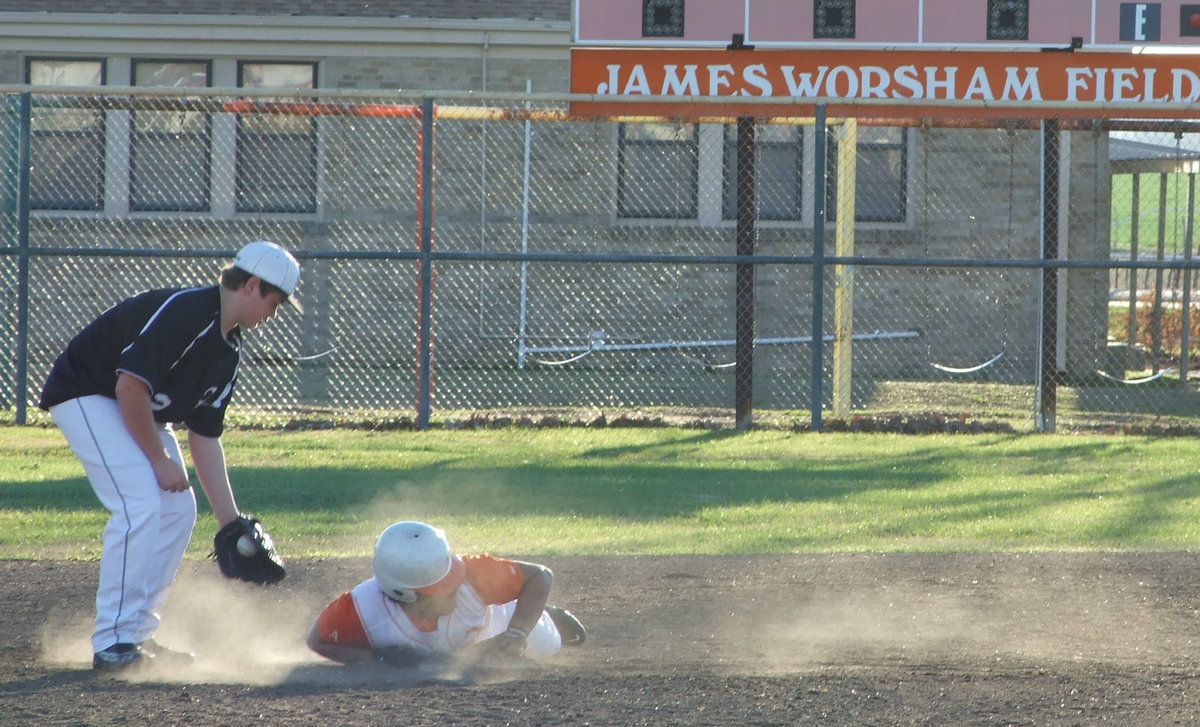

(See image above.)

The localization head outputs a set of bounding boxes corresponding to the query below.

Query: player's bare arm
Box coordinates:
[187,431,240,527]
[114,372,189,492]
[507,561,554,636]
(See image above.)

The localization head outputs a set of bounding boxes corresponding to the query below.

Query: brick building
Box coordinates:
[0,1,1113,407]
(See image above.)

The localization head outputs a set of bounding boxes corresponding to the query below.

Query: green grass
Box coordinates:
[1111,172,1200,255]
[2,426,1199,560]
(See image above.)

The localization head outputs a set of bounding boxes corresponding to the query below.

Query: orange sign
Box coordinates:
[569,48,1200,119]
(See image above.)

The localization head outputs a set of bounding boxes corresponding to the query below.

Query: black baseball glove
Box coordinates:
[465,627,528,664]
[211,515,286,584]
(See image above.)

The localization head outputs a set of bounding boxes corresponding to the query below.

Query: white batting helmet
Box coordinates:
[372,521,465,603]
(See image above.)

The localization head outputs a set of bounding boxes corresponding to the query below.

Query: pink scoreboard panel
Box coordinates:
[574,0,1200,49]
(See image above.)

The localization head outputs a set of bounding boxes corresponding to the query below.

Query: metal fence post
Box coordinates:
[734,115,755,431]
[1037,118,1060,433]
[416,97,435,429]
[811,104,827,431]
[14,92,30,425]
[1181,173,1195,383]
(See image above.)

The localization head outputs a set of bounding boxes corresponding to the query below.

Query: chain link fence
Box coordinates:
[3,87,1198,432]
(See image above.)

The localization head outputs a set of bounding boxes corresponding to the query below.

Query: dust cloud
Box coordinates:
[709,555,1200,674]
[39,564,326,685]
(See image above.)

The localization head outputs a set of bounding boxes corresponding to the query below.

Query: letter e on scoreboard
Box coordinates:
[1120,3,1161,42]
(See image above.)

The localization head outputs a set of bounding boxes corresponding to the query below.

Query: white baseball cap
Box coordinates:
[233,240,303,313]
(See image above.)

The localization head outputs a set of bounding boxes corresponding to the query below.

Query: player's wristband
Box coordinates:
[503,626,529,640]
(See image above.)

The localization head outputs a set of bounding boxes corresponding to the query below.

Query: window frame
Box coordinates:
[616,122,700,220]
[613,122,911,227]
[25,57,106,212]
[827,126,909,224]
[235,60,319,215]
[129,59,213,212]
[721,124,804,223]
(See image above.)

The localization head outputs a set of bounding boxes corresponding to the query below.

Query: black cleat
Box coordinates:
[546,605,586,647]
[140,639,195,667]
[92,642,149,672]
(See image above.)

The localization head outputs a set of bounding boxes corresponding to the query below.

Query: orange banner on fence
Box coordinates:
[569,47,1200,119]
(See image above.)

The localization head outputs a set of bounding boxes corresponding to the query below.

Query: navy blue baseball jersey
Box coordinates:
[39,286,241,437]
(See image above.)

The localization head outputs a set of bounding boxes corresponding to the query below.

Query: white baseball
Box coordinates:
[236,534,258,557]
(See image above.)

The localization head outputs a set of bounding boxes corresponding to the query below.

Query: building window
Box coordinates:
[621,123,906,225]
[131,60,211,212]
[617,123,698,219]
[827,127,907,223]
[26,58,105,211]
[722,124,802,221]
[236,61,317,213]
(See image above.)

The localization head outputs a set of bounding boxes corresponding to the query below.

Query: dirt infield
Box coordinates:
[3,552,1200,726]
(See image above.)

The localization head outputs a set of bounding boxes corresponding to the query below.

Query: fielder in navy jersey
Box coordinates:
[39,240,302,672]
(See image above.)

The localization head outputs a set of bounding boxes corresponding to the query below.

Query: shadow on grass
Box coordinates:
[6,433,1187,550]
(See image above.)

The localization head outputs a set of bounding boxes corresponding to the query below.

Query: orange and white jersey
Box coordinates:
[313,553,562,658]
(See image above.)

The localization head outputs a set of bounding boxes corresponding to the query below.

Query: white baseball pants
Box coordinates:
[50,395,197,653]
